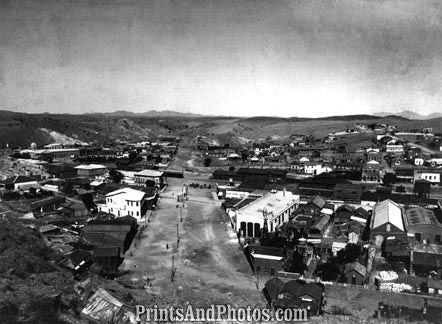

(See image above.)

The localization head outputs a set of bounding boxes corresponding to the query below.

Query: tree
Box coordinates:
[337,243,361,264]
[203,157,212,167]
[109,169,123,183]
[382,173,397,186]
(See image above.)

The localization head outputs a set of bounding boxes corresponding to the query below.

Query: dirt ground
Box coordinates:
[119,178,266,309]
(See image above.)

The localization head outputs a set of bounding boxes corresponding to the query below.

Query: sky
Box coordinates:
[0,0,441,117]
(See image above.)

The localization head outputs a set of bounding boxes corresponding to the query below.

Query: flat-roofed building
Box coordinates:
[134,169,166,188]
[233,190,300,238]
[405,207,442,244]
[75,164,108,178]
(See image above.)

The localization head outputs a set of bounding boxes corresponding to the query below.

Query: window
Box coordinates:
[415,233,421,242]
[270,269,275,276]
[136,211,139,217]
[136,202,139,207]
[436,235,441,243]
[386,224,391,232]
[256,266,261,273]
[264,268,270,274]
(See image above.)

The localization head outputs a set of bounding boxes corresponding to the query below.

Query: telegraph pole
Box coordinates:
[176,222,180,247]
[171,255,176,282]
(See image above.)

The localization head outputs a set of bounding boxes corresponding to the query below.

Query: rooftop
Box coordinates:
[405,207,441,227]
[372,199,404,231]
[75,164,107,170]
[236,191,299,220]
[135,169,164,177]
[106,187,146,201]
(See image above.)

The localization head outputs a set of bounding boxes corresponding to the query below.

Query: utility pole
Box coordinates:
[176,222,180,247]
[171,255,176,282]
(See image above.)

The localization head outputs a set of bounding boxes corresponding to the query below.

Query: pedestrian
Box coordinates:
[166,243,169,250]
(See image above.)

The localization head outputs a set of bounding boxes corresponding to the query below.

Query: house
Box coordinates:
[333,183,363,201]
[264,279,324,316]
[308,214,331,239]
[98,187,148,220]
[1,175,38,191]
[343,261,367,285]
[81,288,136,323]
[233,190,300,237]
[84,216,138,253]
[57,198,89,217]
[250,246,285,277]
[370,199,406,241]
[134,169,166,189]
[295,196,327,217]
[362,161,383,183]
[29,196,67,215]
[75,164,108,178]
[405,207,442,244]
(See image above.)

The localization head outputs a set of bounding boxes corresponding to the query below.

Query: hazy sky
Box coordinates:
[0,0,441,117]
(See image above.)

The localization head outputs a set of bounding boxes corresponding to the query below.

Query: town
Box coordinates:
[1,116,442,323]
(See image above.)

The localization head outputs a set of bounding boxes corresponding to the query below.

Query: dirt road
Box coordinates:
[119,178,266,308]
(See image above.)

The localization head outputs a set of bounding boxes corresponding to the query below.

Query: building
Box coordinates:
[411,243,442,276]
[333,183,363,201]
[295,196,326,217]
[362,161,383,183]
[134,169,166,188]
[98,188,148,220]
[414,169,441,184]
[264,279,324,316]
[370,199,406,240]
[405,207,442,244]
[303,162,332,176]
[232,190,300,237]
[250,246,284,277]
[75,164,108,178]
[386,144,404,154]
[1,175,39,191]
[343,261,367,285]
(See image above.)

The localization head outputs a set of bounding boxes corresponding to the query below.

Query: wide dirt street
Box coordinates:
[120,178,267,308]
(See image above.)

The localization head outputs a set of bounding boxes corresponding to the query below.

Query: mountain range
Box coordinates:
[373,110,442,120]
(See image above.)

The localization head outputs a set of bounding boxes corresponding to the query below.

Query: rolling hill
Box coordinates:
[0,110,441,148]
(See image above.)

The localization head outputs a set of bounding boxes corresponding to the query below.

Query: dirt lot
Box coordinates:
[119,178,266,308]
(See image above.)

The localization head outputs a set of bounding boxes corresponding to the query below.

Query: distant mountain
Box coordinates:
[373,110,442,120]
[101,110,205,118]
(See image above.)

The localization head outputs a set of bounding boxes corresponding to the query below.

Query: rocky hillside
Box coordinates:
[0,219,80,323]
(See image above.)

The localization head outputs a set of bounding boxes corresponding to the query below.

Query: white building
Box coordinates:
[232,190,300,238]
[414,170,441,184]
[414,158,424,166]
[98,187,147,220]
[386,144,404,153]
[303,162,332,176]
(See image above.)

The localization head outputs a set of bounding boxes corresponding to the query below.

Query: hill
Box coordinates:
[0,219,78,323]
[1,110,441,148]
[374,110,442,120]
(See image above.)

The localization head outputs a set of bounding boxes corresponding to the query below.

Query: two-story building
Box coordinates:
[98,187,148,220]
[134,169,166,189]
